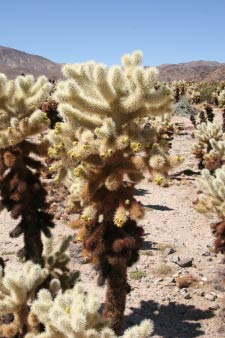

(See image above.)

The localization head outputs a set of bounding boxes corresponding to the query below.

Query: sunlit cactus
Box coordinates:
[170,80,187,102]
[0,74,54,263]
[26,284,153,338]
[47,50,173,332]
[191,121,225,171]
[0,235,79,337]
[0,239,151,338]
[195,166,225,253]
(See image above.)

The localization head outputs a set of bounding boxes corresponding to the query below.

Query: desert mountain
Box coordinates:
[158,60,225,81]
[0,46,224,81]
[0,46,61,79]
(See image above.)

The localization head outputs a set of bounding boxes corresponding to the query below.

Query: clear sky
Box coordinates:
[1,0,225,66]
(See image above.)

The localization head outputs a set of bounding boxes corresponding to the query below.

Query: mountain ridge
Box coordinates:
[0,46,224,81]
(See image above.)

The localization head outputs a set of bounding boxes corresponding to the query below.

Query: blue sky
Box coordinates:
[1,0,225,66]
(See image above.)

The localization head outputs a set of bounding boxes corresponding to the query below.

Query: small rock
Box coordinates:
[205,293,217,301]
[180,288,191,299]
[209,304,220,310]
[201,276,208,282]
[165,277,175,283]
[155,278,163,284]
[202,251,210,257]
[177,257,193,267]
[170,255,180,263]
[197,290,205,297]
[163,247,176,257]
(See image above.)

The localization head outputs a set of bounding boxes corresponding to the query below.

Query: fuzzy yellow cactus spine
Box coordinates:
[0,74,54,263]
[48,50,173,332]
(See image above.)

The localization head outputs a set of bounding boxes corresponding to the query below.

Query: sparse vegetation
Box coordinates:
[129,269,147,280]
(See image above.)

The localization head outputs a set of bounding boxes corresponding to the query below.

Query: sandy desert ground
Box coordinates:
[1,115,225,338]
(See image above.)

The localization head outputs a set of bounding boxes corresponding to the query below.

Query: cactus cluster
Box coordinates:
[47,50,174,331]
[143,114,184,185]
[191,122,225,171]
[0,236,152,338]
[0,74,54,263]
[170,80,187,102]
[0,236,80,337]
[190,103,214,127]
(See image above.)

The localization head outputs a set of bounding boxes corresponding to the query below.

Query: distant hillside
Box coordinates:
[0,46,61,79]
[0,46,224,81]
[158,60,225,81]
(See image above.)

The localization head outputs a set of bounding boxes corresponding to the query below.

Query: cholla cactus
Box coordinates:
[145,114,184,185]
[42,235,80,290]
[191,122,225,171]
[0,235,80,337]
[190,104,214,128]
[26,284,153,338]
[218,89,225,108]
[0,74,54,264]
[41,98,61,128]
[195,166,225,253]
[48,50,173,331]
[170,80,187,102]
[0,261,48,337]
[187,84,201,104]
[0,261,152,338]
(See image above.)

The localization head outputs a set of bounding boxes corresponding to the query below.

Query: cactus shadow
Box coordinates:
[171,169,200,182]
[172,169,200,177]
[134,188,150,196]
[124,300,214,338]
[144,204,174,211]
[141,240,157,251]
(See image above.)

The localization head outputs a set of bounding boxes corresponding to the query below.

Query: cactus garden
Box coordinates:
[0,50,225,338]
[1,1,225,336]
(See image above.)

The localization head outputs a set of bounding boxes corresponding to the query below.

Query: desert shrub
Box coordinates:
[174,99,198,117]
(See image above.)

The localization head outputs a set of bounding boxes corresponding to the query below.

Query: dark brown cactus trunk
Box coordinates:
[0,142,54,264]
[103,259,127,334]
[83,218,144,333]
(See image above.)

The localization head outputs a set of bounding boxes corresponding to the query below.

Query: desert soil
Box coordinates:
[1,115,225,338]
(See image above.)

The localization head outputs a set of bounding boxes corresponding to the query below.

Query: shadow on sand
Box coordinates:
[143,204,174,211]
[124,300,214,338]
